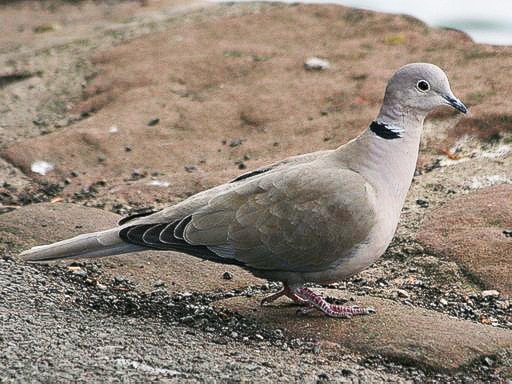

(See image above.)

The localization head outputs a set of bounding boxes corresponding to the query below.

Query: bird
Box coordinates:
[21,63,467,318]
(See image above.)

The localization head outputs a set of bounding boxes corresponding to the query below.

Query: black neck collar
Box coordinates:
[369,121,402,140]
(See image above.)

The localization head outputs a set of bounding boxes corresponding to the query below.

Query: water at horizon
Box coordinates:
[215,0,512,46]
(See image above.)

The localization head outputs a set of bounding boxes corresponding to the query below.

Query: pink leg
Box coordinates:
[261,283,308,306]
[294,287,375,318]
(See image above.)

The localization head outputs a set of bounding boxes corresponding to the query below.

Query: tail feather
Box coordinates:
[20,228,145,262]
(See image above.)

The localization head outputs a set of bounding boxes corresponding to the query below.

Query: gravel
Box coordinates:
[333,251,512,331]
[0,255,507,383]
[0,256,407,383]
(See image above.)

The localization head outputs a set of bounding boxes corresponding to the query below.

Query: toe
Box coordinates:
[329,312,352,319]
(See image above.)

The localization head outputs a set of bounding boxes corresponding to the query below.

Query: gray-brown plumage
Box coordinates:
[21,63,467,317]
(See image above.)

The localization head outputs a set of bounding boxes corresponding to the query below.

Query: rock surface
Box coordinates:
[5,2,511,207]
[217,290,512,371]
[1,203,263,292]
[417,184,512,295]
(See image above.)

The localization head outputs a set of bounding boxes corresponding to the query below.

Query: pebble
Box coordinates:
[30,160,54,175]
[96,283,107,291]
[114,276,127,283]
[304,57,330,71]
[229,138,243,147]
[483,357,494,367]
[148,180,170,188]
[55,117,71,128]
[481,290,500,298]
[395,289,410,299]
[237,162,247,170]
[32,116,46,126]
[147,118,160,126]
[439,298,448,306]
[273,329,284,339]
[130,169,147,180]
[222,271,233,280]
[72,269,87,277]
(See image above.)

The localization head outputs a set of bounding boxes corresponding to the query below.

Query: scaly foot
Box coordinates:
[294,287,375,318]
[260,283,308,306]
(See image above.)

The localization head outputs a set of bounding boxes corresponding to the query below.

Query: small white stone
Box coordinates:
[395,289,410,299]
[304,57,330,71]
[481,290,500,298]
[30,160,54,175]
[439,298,448,306]
[97,283,107,291]
[109,125,119,133]
[148,180,170,188]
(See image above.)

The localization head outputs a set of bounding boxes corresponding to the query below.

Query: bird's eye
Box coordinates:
[417,80,430,92]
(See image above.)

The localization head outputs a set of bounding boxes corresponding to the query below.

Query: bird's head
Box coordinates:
[382,63,467,116]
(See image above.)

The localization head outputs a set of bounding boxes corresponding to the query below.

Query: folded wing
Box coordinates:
[120,163,376,273]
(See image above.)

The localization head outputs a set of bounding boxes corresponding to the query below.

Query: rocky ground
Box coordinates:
[0,1,511,382]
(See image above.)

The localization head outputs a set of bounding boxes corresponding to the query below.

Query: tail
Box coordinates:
[20,228,145,263]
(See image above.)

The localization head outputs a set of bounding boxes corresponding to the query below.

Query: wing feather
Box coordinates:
[119,161,376,273]
[184,163,376,271]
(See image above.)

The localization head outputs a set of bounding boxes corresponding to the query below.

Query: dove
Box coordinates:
[21,63,467,318]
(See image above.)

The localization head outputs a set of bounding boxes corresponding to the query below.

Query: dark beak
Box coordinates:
[443,95,468,114]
